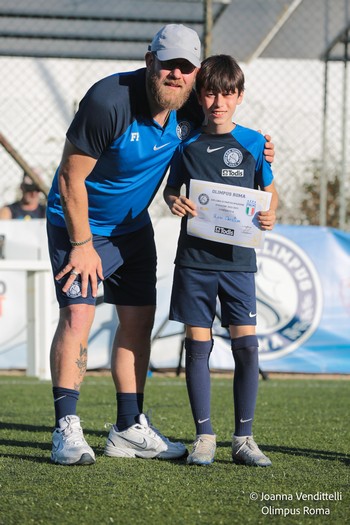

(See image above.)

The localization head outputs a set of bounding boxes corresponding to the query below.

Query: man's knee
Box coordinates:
[117,305,155,339]
[59,304,96,334]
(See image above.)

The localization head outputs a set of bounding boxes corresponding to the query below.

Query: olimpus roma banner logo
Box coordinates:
[256,233,323,360]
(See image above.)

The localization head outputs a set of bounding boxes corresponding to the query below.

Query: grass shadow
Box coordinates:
[0,452,53,463]
[2,422,348,467]
[216,440,350,465]
[0,422,52,432]
[262,443,350,465]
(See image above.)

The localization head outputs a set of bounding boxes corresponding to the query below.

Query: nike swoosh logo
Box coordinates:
[153,143,171,151]
[240,418,252,423]
[207,146,225,153]
[198,418,210,424]
[54,396,66,403]
[249,312,257,318]
[113,436,149,449]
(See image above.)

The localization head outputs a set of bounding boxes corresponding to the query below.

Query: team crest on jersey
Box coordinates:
[66,280,82,299]
[256,233,323,360]
[176,121,191,140]
[223,148,243,168]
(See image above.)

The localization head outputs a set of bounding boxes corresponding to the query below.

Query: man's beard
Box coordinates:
[147,72,192,111]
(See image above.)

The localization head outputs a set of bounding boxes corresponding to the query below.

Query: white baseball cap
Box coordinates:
[149,24,201,68]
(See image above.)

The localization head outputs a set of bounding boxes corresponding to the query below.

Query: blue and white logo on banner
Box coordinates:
[256,233,323,359]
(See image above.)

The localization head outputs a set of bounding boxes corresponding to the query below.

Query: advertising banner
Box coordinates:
[0,219,349,374]
[151,221,350,374]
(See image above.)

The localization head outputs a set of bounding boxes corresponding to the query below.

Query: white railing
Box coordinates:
[0,259,53,380]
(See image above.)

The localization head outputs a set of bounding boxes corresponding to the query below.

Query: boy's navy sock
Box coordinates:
[116,393,144,431]
[231,335,259,437]
[185,338,214,436]
[53,387,80,427]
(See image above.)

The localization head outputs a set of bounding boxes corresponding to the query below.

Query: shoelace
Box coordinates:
[193,436,215,454]
[234,437,259,457]
[104,418,159,439]
[61,418,86,445]
[149,422,169,442]
[136,423,160,439]
[144,411,171,444]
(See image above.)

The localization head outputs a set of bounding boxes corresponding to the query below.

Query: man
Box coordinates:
[46,24,275,465]
[0,173,46,220]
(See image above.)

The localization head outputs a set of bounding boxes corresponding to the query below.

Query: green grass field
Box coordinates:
[0,374,349,525]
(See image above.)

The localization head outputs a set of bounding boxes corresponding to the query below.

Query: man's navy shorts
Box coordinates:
[47,221,157,308]
[169,266,257,328]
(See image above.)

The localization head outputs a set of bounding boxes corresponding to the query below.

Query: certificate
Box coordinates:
[187,179,272,248]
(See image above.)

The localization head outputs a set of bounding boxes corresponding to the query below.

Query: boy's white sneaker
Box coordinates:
[187,434,216,465]
[232,435,272,467]
[51,415,95,465]
[104,413,186,459]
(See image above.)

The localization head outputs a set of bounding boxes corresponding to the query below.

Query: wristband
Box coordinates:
[70,235,92,247]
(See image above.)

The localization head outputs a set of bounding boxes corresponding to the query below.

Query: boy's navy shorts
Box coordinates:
[170,266,257,328]
[47,221,157,308]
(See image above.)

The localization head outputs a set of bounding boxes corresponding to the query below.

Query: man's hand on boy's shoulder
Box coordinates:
[258,132,274,163]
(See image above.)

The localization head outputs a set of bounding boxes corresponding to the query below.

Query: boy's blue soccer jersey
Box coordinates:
[46,68,202,237]
[167,125,274,272]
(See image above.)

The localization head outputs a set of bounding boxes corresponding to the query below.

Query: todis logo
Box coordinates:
[256,233,323,360]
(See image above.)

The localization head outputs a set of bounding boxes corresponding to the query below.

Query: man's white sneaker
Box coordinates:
[148,420,187,459]
[104,413,186,459]
[187,434,216,465]
[232,435,272,467]
[51,415,95,465]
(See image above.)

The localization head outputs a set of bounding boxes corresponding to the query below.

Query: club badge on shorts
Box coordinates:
[66,280,82,299]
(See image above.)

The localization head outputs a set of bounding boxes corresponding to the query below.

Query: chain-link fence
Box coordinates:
[0,0,349,229]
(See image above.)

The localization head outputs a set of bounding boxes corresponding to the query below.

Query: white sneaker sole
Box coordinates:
[104,442,162,459]
[157,448,187,460]
[51,452,95,465]
[187,456,214,465]
[232,454,272,467]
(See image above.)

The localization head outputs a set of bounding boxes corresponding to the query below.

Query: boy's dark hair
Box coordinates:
[196,54,245,96]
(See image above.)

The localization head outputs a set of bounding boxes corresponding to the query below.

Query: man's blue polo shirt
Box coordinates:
[47,68,201,236]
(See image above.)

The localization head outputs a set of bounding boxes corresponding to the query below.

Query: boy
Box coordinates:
[163,55,278,466]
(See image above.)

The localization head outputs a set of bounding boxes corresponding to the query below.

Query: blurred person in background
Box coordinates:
[0,172,46,220]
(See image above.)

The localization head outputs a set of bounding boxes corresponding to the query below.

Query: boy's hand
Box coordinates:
[258,208,276,231]
[169,195,197,218]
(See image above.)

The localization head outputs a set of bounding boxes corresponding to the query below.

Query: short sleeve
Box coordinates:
[66,78,118,159]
